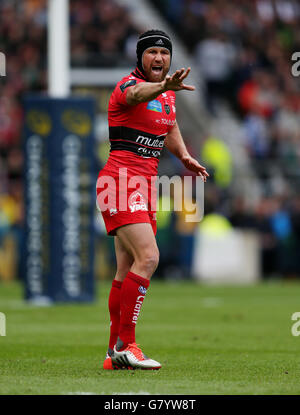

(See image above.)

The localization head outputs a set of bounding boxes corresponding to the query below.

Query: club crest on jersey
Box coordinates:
[164,104,170,114]
[147,100,162,113]
[138,286,147,295]
[120,79,136,92]
[128,191,147,213]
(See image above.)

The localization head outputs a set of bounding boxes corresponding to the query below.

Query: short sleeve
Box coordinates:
[114,78,144,106]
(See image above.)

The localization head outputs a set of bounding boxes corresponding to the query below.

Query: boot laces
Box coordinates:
[127,343,145,360]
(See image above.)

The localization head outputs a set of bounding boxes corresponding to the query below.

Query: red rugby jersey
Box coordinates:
[106,67,176,177]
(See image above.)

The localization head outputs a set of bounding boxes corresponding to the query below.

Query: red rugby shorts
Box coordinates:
[96,167,157,236]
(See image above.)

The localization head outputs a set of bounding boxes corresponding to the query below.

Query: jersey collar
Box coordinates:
[131,67,147,80]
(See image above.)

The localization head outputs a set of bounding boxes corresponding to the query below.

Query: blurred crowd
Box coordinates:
[0,0,139,280]
[1,0,300,281]
[150,0,300,278]
[151,0,300,164]
[0,0,139,171]
[69,0,140,67]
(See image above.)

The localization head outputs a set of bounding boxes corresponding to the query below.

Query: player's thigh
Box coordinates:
[114,235,134,280]
[116,222,159,262]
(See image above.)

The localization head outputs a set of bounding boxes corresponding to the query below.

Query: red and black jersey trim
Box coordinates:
[109,126,166,159]
[131,67,146,80]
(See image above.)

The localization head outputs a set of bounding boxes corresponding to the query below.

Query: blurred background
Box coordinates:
[0,0,300,293]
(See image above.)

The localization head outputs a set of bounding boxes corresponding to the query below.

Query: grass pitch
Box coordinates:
[1,279,300,395]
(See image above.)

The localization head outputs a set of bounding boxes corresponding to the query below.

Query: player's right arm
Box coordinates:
[126,68,195,106]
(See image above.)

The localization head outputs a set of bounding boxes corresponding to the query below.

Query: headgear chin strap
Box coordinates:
[136,30,172,74]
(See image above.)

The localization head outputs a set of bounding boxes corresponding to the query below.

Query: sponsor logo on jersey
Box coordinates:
[120,79,136,93]
[137,147,161,158]
[164,104,170,114]
[136,135,164,148]
[151,150,160,158]
[138,285,147,295]
[128,191,147,213]
[161,118,176,126]
[146,100,162,112]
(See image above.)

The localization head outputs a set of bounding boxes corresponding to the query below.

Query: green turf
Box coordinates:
[1,279,300,395]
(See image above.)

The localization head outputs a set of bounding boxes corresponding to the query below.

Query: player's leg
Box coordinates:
[103,236,134,370]
[114,235,134,282]
[112,223,161,369]
[108,236,134,350]
[116,222,159,279]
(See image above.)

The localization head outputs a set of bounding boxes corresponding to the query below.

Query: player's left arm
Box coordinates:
[164,121,209,182]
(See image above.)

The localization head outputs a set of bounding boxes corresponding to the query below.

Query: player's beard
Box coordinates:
[145,64,170,83]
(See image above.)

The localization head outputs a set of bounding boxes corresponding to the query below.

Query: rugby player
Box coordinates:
[97,30,209,370]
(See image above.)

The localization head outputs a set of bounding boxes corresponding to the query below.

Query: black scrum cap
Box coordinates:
[136,30,172,73]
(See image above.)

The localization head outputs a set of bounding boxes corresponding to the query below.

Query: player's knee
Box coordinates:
[140,249,159,274]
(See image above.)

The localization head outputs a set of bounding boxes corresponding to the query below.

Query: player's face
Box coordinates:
[142,47,171,82]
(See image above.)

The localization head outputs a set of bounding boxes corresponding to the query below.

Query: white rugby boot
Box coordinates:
[112,337,161,370]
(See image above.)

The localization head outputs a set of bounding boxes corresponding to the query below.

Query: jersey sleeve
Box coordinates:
[114,77,144,106]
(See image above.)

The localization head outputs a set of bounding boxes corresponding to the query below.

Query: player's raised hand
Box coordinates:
[163,67,195,92]
[181,155,209,182]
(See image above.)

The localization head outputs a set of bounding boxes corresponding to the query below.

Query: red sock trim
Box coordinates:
[112,279,123,289]
[126,271,150,289]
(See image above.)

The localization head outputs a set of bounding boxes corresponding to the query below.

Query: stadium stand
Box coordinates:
[150,0,300,278]
[1,0,300,280]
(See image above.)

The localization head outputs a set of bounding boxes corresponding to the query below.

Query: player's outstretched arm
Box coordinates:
[165,122,209,182]
[126,68,195,106]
